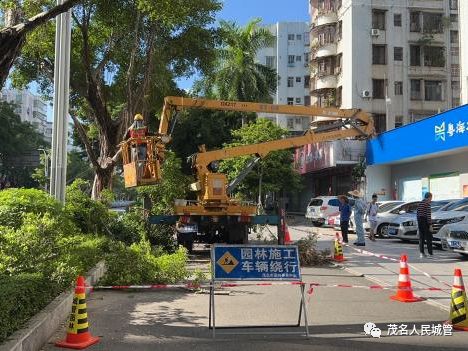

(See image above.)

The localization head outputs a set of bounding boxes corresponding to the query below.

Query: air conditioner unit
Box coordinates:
[371,28,380,37]
[361,90,371,98]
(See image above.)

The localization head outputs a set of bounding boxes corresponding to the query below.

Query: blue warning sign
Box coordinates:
[211,244,301,281]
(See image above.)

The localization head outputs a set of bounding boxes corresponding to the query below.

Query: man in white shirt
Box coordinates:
[367,194,378,241]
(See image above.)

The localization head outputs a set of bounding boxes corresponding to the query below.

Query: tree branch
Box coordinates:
[70,114,100,170]
[126,12,141,111]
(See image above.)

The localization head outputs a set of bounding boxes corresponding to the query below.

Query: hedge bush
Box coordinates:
[0,274,62,343]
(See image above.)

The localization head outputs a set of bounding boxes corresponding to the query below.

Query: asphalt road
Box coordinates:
[43,251,467,350]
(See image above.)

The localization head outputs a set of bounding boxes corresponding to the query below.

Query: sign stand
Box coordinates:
[209,244,310,338]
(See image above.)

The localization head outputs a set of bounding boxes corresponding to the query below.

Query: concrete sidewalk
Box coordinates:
[43,265,466,351]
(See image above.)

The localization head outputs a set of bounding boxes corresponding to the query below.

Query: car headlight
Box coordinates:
[402,220,416,227]
[447,216,465,224]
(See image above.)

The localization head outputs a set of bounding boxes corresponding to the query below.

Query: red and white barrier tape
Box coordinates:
[289,225,454,291]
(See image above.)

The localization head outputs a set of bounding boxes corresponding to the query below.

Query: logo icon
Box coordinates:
[217,251,239,274]
[364,322,382,338]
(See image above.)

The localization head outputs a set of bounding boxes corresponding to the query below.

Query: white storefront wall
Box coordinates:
[367,149,468,201]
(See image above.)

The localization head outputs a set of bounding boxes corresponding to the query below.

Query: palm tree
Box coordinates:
[201,18,278,103]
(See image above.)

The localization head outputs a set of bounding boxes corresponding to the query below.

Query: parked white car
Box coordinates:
[432,198,468,243]
[385,200,458,241]
[438,223,468,257]
[305,196,340,226]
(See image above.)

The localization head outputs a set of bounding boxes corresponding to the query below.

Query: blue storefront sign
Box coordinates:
[367,104,468,165]
[211,245,301,281]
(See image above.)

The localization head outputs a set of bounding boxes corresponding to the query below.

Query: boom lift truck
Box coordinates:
[120,97,374,247]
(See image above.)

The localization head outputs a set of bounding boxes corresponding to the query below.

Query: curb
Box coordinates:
[0,261,107,351]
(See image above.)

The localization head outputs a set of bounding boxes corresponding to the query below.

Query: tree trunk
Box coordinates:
[91,167,113,200]
[0,0,79,89]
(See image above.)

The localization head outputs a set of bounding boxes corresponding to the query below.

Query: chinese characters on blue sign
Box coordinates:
[435,120,467,142]
[212,245,301,281]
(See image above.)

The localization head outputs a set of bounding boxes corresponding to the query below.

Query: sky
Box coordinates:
[175,0,309,90]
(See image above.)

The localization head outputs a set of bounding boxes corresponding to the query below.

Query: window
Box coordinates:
[424,46,445,67]
[288,34,295,40]
[296,77,301,83]
[288,55,295,65]
[410,45,421,66]
[372,45,387,64]
[394,14,402,27]
[372,9,386,30]
[295,117,302,124]
[373,114,387,134]
[394,47,403,61]
[265,56,275,68]
[287,77,294,87]
[410,12,421,32]
[287,118,294,128]
[336,86,342,106]
[395,116,404,128]
[296,34,302,40]
[453,97,461,107]
[452,80,460,91]
[372,79,385,99]
[296,55,302,62]
[423,13,443,34]
[304,53,309,63]
[450,0,458,10]
[451,30,459,44]
[452,64,460,77]
[450,14,458,23]
[410,79,422,100]
[287,97,294,105]
[451,47,459,57]
[295,97,302,104]
[425,80,442,101]
[304,95,311,106]
[304,76,310,88]
[394,81,403,95]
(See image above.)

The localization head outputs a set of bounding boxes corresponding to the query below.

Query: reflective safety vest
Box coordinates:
[129,126,147,144]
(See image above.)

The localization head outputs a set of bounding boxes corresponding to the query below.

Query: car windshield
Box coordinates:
[378,202,402,213]
[308,199,323,206]
[431,200,450,212]
[439,198,468,211]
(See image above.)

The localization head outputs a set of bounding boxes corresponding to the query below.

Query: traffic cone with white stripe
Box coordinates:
[446,268,468,331]
[333,232,345,262]
[55,276,100,349]
[284,223,292,244]
[390,254,423,303]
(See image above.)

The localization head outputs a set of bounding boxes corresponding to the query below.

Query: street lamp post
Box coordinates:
[49,0,71,203]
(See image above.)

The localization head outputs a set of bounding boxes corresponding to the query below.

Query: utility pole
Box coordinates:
[49,0,71,203]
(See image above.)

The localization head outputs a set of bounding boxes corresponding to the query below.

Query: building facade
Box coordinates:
[460,0,468,104]
[256,22,311,133]
[310,0,460,132]
[1,89,50,141]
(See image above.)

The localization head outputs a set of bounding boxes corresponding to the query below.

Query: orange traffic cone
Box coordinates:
[333,232,345,262]
[390,254,423,303]
[55,276,100,349]
[445,268,468,331]
[284,223,292,244]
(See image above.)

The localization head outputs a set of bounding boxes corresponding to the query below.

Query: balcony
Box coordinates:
[311,75,337,91]
[313,10,338,27]
[314,42,337,59]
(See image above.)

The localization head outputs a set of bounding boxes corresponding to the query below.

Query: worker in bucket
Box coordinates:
[125,114,150,178]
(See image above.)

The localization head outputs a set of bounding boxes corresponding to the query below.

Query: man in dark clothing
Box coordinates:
[338,195,351,243]
[417,192,433,259]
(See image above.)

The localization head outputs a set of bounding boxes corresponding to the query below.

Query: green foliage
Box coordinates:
[219,119,302,200]
[195,18,278,102]
[0,188,62,228]
[352,159,366,181]
[105,210,146,245]
[102,241,188,285]
[0,273,62,343]
[138,152,191,214]
[65,179,111,234]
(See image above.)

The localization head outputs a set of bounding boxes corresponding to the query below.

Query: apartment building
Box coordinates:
[460,0,468,104]
[256,22,311,133]
[309,0,460,133]
[1,89,50,141]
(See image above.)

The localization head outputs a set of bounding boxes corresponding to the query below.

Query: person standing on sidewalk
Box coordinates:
[349,190,366,246]
[338,195,351,243]
[367,194,378,241]
[417,192,433,259]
